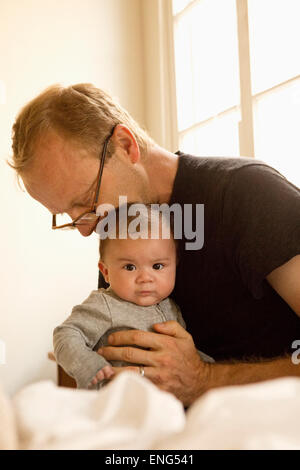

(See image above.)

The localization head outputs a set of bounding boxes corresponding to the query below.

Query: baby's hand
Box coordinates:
[89,365,114,387]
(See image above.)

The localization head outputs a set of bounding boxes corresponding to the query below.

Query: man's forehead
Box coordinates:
[22,131,99,214]
[23,135,66,187]
[22,171,67,214]
[21,135,71,210]
[33,130,75,167]
[22,131,67,184]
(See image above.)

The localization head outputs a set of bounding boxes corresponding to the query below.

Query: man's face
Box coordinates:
[22,131,119,236]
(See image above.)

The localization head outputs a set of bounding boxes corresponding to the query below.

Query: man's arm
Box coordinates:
[266,255,300,316]
[204,355,300,391]
[99,320,300,407]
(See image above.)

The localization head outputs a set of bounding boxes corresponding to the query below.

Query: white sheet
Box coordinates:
[1,372,300,450]
[12,372,185,450]
[0,382,17,450]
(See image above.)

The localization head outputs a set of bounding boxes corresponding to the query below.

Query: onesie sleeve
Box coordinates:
[53,290,112,389]
[222,163,300,299]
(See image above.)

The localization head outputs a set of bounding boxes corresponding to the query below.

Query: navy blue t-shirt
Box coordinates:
[169,152,300,360]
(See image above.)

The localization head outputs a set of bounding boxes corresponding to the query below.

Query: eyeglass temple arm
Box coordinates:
[94,125,117,205]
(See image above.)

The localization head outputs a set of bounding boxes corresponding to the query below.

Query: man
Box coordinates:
[10,83,300,406]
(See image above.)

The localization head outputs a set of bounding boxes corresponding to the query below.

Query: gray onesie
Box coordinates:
[53,287,214,389]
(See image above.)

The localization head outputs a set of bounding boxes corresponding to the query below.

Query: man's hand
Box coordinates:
[97,321,211,406]
[97,322,300,405]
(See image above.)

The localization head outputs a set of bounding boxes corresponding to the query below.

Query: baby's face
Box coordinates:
[99,236,177,306]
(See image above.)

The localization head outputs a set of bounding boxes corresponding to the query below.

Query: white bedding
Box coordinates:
[1,372,300,450]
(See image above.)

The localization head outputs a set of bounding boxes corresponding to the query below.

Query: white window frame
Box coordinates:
[146,0,299,159]
[141,0,179,151]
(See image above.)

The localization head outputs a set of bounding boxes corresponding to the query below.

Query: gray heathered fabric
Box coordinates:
[53,286,214,389]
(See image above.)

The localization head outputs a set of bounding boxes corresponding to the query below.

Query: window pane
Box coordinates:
[173,14,194,130]
[173,0,240,131]
[248,0,300,95]
[172,0,193,16]
[253,78,300,188]
[179,107,241,156]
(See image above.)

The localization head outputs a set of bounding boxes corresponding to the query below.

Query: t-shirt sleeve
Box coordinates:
[222,163,300,299]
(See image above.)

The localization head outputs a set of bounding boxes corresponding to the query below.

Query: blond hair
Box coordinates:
[9,83,155,176]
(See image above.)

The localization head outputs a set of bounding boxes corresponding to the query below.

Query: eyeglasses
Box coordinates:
[52,125,117,230]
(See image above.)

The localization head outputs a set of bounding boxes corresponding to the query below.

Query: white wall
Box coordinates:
[0,0,146,395]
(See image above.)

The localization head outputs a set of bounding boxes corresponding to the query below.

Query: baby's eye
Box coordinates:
[124,264,136,271]
[153,263,164,270]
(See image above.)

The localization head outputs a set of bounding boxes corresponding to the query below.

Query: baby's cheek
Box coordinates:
[163,273,175,294]
[111,278,135,302]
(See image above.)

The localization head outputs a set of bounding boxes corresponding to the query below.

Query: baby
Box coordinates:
[53,205,214,390]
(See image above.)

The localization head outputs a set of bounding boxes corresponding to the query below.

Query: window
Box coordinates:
[172,0,300,187]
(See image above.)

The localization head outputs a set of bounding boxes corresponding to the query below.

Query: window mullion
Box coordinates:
[236,0,255,157]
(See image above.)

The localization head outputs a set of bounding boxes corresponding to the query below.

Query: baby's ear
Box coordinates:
[98,261,109,283]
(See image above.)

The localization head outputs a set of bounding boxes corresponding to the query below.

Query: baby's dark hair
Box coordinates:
[99,202,179,262]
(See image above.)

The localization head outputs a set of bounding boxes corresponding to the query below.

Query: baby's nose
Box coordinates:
[136,269,154,283]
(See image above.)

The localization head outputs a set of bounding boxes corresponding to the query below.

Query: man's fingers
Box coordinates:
[98,345,157,365]
[111,366,139,375]
[153,320,192,340]
[111,366,156,381]
[105,323,189,350]
[105,366,140,381]
[106,329,165,350]
[111,366,165,387]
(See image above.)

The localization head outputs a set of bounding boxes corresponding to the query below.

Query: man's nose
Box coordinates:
[67,210,99,237]
[76,223,96,237]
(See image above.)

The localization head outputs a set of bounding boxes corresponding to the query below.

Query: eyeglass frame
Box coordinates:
[52,124,117,230]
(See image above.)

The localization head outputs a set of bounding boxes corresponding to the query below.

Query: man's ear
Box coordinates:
[98,261,109,284]
[113,124,140,164]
